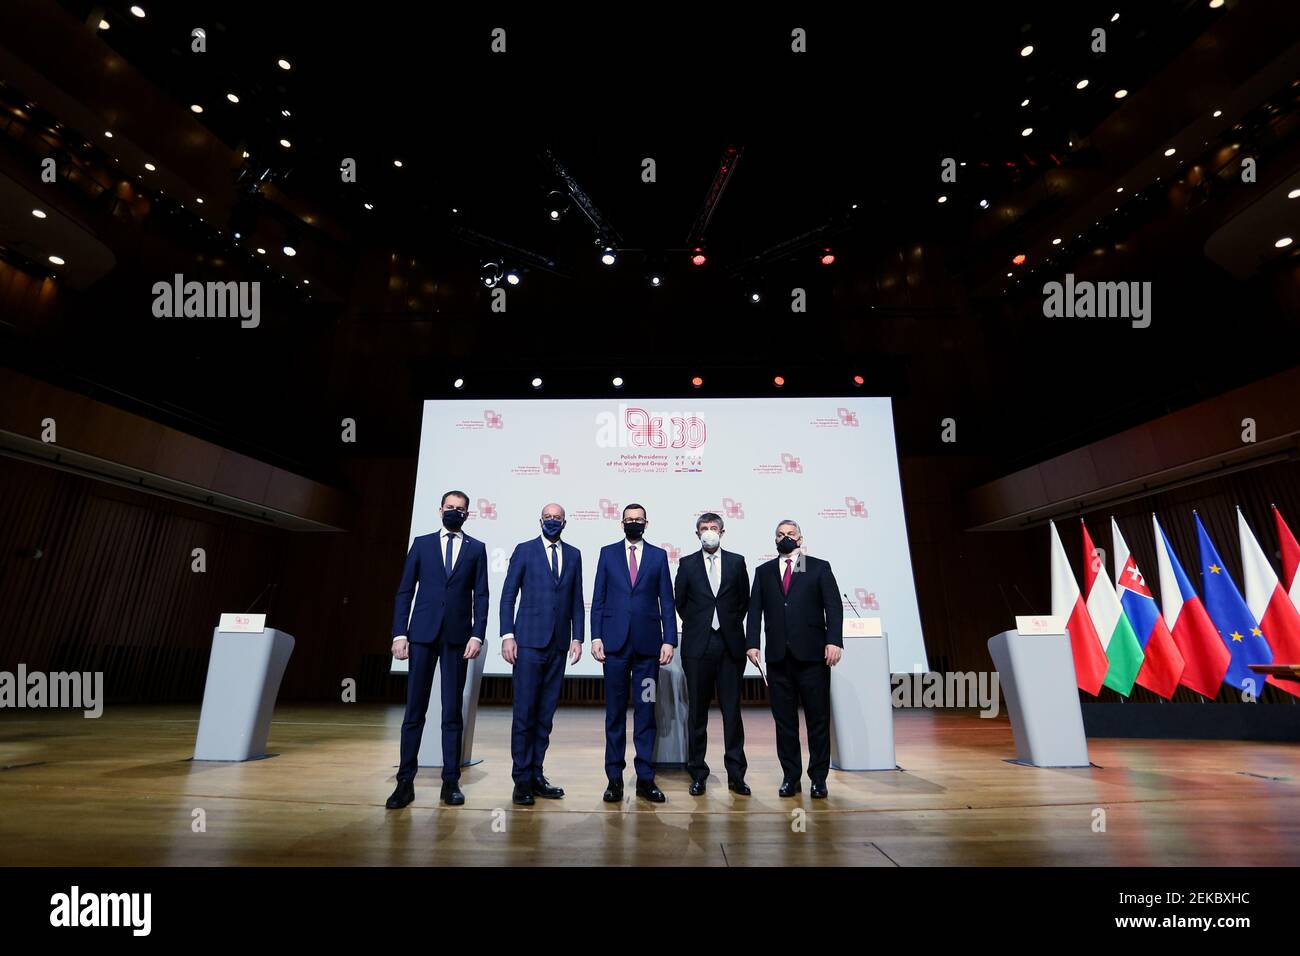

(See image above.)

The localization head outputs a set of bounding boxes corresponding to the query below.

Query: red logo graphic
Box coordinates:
[599,498,620,519]
[844,496,868,517]
[484,410,503,429]
[624,406,707,449]
[660,542,682,565]
[540,455,561,475]
[475,498,497,520]
[836,407,859,426]
[781,452,803,473]
[854,588,880,611]
[721,497,745,519]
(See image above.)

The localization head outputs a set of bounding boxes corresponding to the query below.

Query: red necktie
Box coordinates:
[628,545,639,586]
[781,557,792,595]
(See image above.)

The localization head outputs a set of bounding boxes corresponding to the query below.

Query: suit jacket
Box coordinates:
[499,537,585,648]
[746,553,843,663]
[391,531,489,645]
[673,548,750,660]
[590,540,678,656]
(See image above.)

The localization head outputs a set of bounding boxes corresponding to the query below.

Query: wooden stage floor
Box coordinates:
[2,703,1298,866]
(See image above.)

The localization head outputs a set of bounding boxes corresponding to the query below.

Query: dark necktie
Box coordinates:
[445,533,456,577]
[781,557,793,595]
[550,543,559,582]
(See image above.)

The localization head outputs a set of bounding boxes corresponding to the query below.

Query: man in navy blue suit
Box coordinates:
[499,502,585,806]
[590,503,677,803]
[387,490,489,809]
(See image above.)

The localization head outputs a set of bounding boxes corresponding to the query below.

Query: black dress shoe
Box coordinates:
[440,781,465,806]
[512,783,535,806]
[602,779,624,803]
[386,779,414,809]
[778,779,802,798]
[531,776,564,799]
[689,778,706,796]
[728,779,752,796]
[635,780,666,803]
[810,782,828,799]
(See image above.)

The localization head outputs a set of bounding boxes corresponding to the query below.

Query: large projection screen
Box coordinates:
[393,397,927,678]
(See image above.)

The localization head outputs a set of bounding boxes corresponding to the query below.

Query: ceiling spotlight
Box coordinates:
[749,291,761,303]
[363,202,374,210]
[302,279,309,285]
[1076,79,1089,90]
[1020,45,1034,57]
[256,247,266,255]
[282,244,297,256]
[1116,186,1124,193]
[1020,98,1030,107]
[691,376,703,389]
[279,139,291,148]
[1114,89,1129,99]
[1164,147,1177,156]
[1006,272,1013,278]
[1011,254,1027,266]
[852,374,864,387]
[1052,237,1062,245]
[545,189,569,221]
[31,209,46,219]
[531,377,543,389]
[937,195,947,203]
[277,58,292,70]
[130,5,146,18]
[1111,12,1120,21]
[1288,189,1300,199]
[196,197,204,204]
[1021,127,1033,137]
[144,162,155,171]
[226,93,239,104]
[979,199,990,209]
[233,232,241,239]
[453,378,465,390]
[505,269,521,286]
[773,375,785,388]
[1209,0,1224,7]
[1276,237,1294,248]
[104,131,113,138]
[690,248,707,267]
[480,260,503,288]
[648,273,663,288]
[242,150,249,158]
[820,249,835,266]
[612,376,624,389]
[393,159,403,168]
[600,247,617,266]
[48,255,65,265]
[98,18,109,29]
[281,109,291,117]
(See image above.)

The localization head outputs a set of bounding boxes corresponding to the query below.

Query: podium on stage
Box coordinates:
[830,616,897,771]
[987,622,1090,768]
[417,647,487,768]
[194,615,295,761]
[652,652,689,768]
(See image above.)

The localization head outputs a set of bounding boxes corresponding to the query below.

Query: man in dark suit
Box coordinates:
[673,511,751,796]
[746,519,843,799]
[499,502,585,806]
[387,490,489,809]
[590,503,677,803]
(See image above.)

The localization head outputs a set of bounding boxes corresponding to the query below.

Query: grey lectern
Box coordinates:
[830,617,897,771]
[987,628,1090,768]
[194,625,295,761]
[652,652,688,768]
[417,647,486,768]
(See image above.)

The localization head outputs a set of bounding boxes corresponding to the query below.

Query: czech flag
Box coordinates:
[1152,514,1229,698]
[1274,505,1300,616]
[1237,507,1300,698]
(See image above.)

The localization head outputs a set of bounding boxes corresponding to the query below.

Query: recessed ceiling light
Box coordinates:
[1276,237,1294,248]
[1052,238,1062,245]
[1164,147,1177,156]
[363,202,374,210]
[1212,109,1223,118]
[196,197,204,204]
[303,279,309,285]
[1209,0,1224,8]
[1288,188,1300,199]
[130,5,146,18]
[104,131,113,138]
[277,58,291,70]
[279,139,291,148]
[1021,98,1030,107]
[31,209,47,219]
[190,104,203,114]
[1020,45,1034,57]
[1116,186,1124,193]
[48,255,65,265]
[1114,89,1129,99]
[393,159,403,168]
[937,195,947,203]
[1111,12,1120,21]
[281,109,291,117]
[979,199,989,209]
[1076,79,1089,90]
[282,245,297,256]
[144,162,155,171]
[227,93,239,103]
[98,18,110,30]
[1021,127,1033,137]
[256,247,266,255]
[453,378,465,389]
[242,150,249,158]
[1006,272,1013,277]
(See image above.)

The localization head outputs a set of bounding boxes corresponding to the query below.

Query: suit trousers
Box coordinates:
[398,635,470,783]
[510,624,568,785]
[603,644,660,783]
[767,653,832,785]
[683,629,747,783]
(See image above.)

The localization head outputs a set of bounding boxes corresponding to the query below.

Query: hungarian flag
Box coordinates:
[1237,508,1300,699]
[1152,514,1229,698]
[1274,505,1300,615]
[1080,518,1144,695]
[1111,517,1184,699]
[1050,520,1107,695]
[1196,512,1273,697]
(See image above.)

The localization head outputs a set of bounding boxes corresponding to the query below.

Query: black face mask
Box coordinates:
[442,508,467,531]
[776,535,799,554]
[623,521,646,541]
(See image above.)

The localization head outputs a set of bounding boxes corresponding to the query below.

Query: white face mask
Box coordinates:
[699,530,721,550]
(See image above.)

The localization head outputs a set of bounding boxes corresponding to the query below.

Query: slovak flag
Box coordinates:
[1111,517,1184,699]
[1274,505,1300,616]
[1237,507,1300,699]
[1050,520,1108,695]
[1152,514,1230,698]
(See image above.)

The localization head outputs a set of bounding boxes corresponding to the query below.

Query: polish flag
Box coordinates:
[1050,520,1107,695]
[1111,517,1184,699]
[1152,514,1229,698]
[1237,507,1300,698]
[1274,505,1300,615]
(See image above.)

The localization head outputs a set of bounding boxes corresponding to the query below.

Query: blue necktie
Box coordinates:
[550,543,559,582]
[445,533,456,577]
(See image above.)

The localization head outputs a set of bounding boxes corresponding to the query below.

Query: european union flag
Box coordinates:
[1195,513,1273,696]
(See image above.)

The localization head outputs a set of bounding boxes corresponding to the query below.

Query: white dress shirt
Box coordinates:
[705,549,722,630]
[501,535,563,643]
[394,526,481,645]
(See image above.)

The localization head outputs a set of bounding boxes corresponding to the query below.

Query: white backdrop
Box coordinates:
[393,396,927,677]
